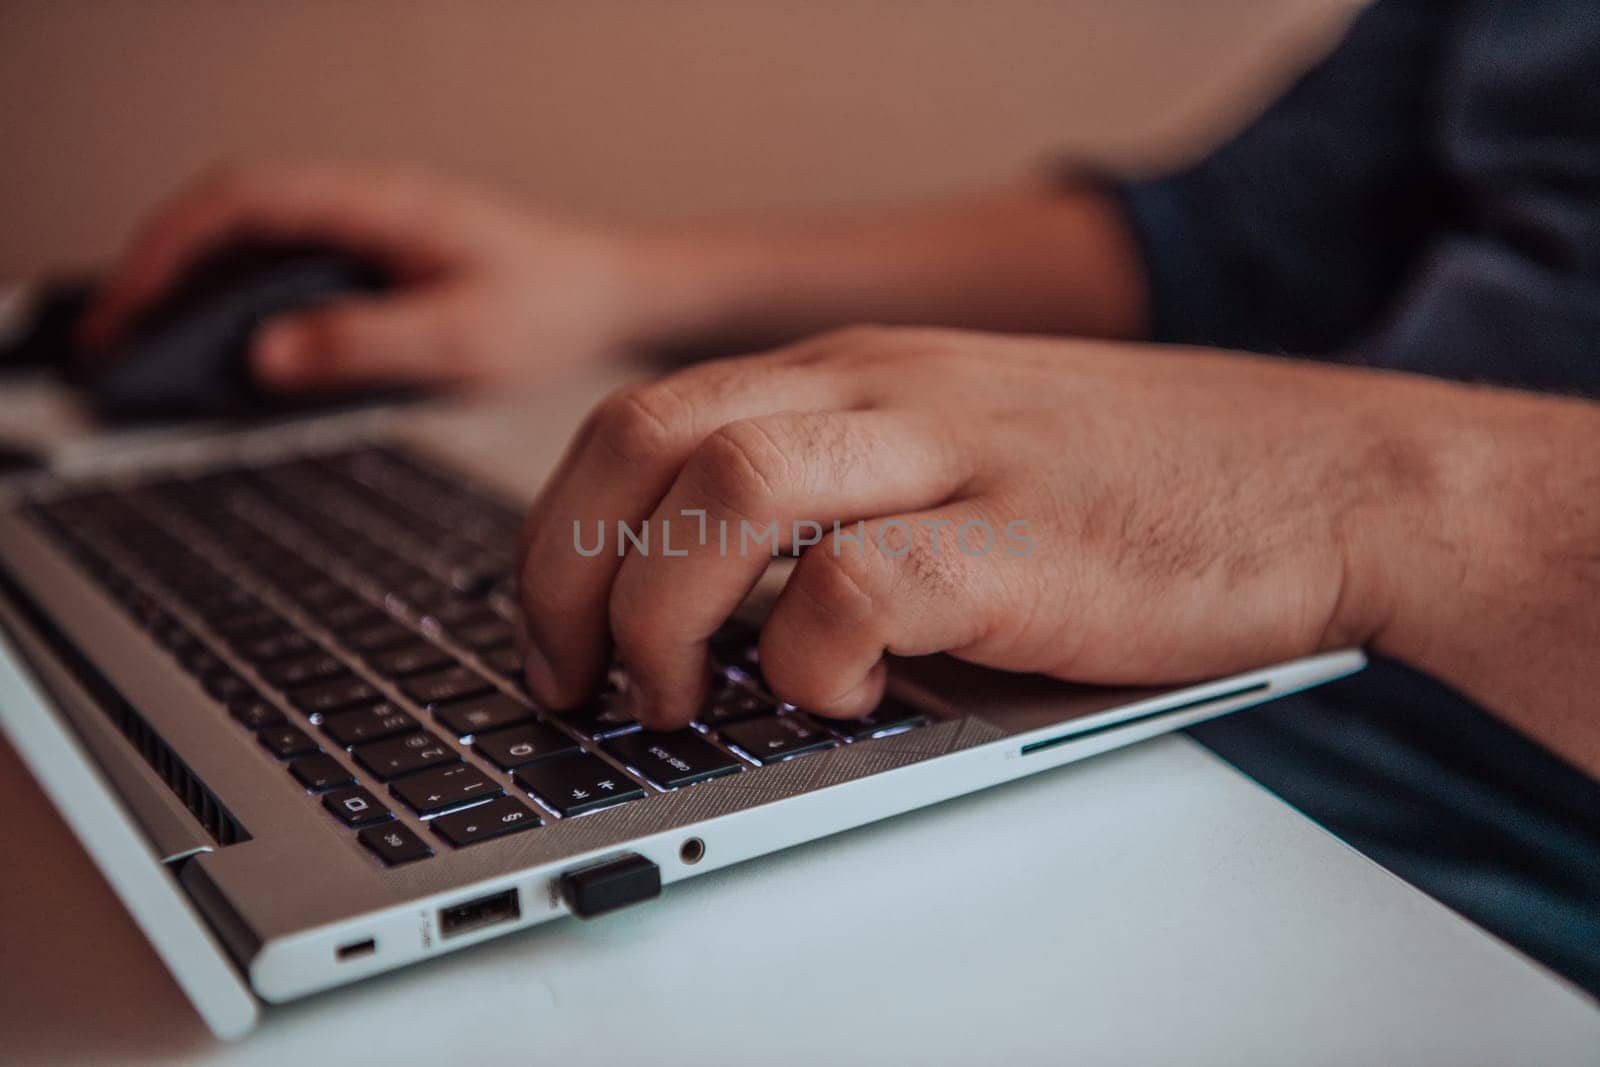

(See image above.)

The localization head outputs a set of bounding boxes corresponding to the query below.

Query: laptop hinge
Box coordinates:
[163,844,215,866]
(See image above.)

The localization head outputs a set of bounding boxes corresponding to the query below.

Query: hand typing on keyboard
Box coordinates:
[512,325,1542,736]
[30,444,930,861]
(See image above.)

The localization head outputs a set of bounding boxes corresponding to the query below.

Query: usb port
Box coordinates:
[336,938,376,962]
[438,888,521,939]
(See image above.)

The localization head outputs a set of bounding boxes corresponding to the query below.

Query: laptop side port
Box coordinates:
[336,937,377,962]
[438,887,522,939]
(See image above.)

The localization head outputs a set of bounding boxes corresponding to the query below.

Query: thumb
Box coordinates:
[251,294,468,390]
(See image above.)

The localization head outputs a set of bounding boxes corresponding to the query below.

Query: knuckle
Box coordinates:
[899,526,968,601]
[586,382,693,465]
[685,420,789,520]
[896,524,966,604]
[866,518,971,602]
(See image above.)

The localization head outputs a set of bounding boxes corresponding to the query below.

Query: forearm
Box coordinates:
[1348,376,1600,775]
[617,178,1148,358]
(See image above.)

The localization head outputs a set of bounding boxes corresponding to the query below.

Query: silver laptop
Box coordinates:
[0,414,1364,1039]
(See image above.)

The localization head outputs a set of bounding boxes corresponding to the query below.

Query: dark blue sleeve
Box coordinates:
[1355,1,1600,394]
[1119,0,1600,397]
[1117,0,1446,355]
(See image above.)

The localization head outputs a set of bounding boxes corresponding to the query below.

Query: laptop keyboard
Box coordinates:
[24,444,927,867]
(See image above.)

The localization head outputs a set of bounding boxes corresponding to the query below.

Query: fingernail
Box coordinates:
[254,326,304,383]
[522,643,560,707]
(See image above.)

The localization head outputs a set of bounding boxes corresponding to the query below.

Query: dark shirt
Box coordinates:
[1115,0,1600,995]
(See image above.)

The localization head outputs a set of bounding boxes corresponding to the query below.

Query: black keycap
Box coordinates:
[359,821,434,866]
[322,600,385,634]
[700,683,777,726]
[177,646,226,678]
[431,795,541,848]
[605,731,743,789]
[290,752,354,792]
[452,618,514,651]
[344,620,415,654]
[446,562,500,597]
[287,675,380,716]
[154,620,200,653]
[259,724,319,759]
[709,620,763,678]
[514,752,645,817]
[427,598,498,630]
[323,786,391,827]
[394,577,451,611]
[433,692,534,737]
[391,763,502,816]
[228,694,284,730]
[400,665,493,707]
[321,702,418,746]
[558,698,640,739]
[126,593,168,630]
[259,652,345,690]
[289,578,351,609]
[368,641,452,679]
[235,630,317,664]
[474,722,580,770]
[825,699,929,740]
[719,713,837,764]
[202,669,255,704]
[215,609,288,643]
[190,587,259,621]
[352,731,457,781]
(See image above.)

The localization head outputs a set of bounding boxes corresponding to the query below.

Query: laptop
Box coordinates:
[0,407,1364,1039]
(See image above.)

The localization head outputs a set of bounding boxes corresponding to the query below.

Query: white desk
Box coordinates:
[4,730,1596,1065]
[0,372,1595,1064]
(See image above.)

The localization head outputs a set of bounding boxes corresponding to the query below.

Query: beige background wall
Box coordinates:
[1,1,1358,280]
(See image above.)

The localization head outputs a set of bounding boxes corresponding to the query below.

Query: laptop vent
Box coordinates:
[0,565,250,847]
[98,686,250,846]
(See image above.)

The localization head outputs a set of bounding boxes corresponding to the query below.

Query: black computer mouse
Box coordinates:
[73,242,393,421]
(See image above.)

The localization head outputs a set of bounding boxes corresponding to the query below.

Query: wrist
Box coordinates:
[605,228,802,357]
[1319,374,1476,657]
[1329,374,1554,666]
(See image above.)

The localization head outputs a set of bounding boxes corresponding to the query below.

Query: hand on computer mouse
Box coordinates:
[80,165,654,390]
[81,163,1157,394]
